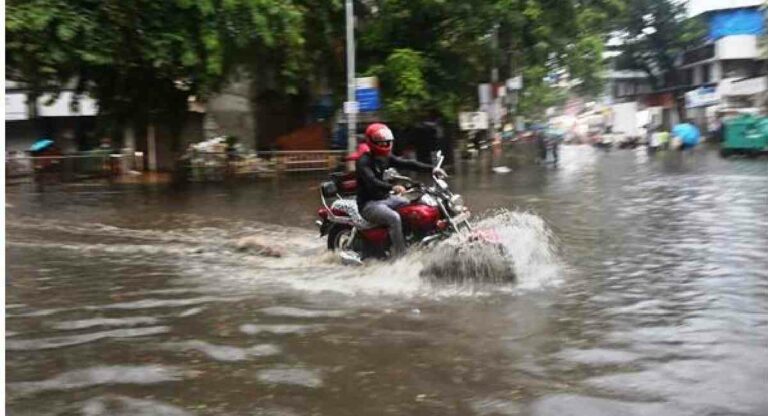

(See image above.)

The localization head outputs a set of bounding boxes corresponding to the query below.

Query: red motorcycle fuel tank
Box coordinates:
[398,204,440,232]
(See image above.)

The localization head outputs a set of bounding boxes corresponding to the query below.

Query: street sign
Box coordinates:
[459,112,489,131]
[356,76,378,89]
[506,76,523,90]
[355,76,380,112]
[685,86,719,109]
[344,101,359,114]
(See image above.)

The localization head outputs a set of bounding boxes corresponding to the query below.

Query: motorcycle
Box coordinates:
[316,152,474,265]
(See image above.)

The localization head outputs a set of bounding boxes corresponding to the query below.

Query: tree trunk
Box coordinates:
[147,123,157,171]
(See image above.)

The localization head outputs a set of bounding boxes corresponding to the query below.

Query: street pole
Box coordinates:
[490,24,499,154]
[345,0,357,171]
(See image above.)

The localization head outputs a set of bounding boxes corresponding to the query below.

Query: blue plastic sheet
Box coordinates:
[709,8,765,40]
[672,123,701,146]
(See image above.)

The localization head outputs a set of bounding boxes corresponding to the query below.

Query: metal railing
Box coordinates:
[180,150,346,182]
[5,152,144,183]
[259,150,346,172]
[6,149,347,184]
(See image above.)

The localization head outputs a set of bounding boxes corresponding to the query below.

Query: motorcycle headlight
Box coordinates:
[449,194,464,210]
[420,194,439,207]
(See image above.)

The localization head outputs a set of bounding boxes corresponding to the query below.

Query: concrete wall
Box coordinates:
[717,35,760,60]
[204,69,257,150]
[688,0,764,17]
[130,112,205,171]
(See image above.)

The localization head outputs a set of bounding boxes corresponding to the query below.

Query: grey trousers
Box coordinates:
[361,196,409,257]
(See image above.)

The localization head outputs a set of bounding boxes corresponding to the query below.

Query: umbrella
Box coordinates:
[30,139,54,152]
[672,123,701,146]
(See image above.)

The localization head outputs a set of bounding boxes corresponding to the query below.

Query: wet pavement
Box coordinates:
[6,145,768,415]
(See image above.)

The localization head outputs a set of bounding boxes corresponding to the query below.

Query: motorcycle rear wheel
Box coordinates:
[327,224,354,251]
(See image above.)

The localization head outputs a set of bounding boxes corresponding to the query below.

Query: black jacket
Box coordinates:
[355,152,433,210]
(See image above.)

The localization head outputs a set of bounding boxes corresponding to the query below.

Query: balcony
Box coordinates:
[720,76,768,96]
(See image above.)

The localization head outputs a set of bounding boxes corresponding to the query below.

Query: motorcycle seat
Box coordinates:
[331,199,376,229]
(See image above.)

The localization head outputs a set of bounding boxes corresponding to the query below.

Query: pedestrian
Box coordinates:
[536,131,547,162]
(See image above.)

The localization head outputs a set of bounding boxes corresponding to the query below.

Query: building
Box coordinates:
[682,0,767,132]
[5,80,99,153]
[5,80,205,171]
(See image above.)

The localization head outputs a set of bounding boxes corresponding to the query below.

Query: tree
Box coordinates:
[7,0,623,142]
[6,0,331,135]
[355,0,622,123]
[613,0,706,118]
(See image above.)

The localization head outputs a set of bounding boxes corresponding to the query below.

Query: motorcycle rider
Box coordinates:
[356,123,446,258]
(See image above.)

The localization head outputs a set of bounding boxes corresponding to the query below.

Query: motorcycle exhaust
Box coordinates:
[339,250,363,266]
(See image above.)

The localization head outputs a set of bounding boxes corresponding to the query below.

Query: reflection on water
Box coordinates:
[6,146,768,415]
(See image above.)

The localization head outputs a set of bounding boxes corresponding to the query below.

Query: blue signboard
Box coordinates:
[355,88,380,112]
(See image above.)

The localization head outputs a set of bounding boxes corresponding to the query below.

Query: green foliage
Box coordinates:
[6,0,335,127]
[357,0,620,123]
[7,0,620,130]
[369,49,429,124]
[614,0,706,89]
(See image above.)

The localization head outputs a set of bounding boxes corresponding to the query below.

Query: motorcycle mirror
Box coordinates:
[433,151,444,170]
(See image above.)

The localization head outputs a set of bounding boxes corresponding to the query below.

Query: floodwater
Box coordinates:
[6,145,768,415]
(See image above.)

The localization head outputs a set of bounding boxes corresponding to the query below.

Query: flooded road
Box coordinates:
[6,145,768,415]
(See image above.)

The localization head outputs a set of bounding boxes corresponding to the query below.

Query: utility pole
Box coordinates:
[509,33,520,127]
[490,24,499,144]
[345,0,357,170]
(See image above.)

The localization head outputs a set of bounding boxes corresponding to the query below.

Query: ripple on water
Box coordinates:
[178,306,206,317]
[239,324,325,335]
[8,365,184,397]
[6,326,170,351]
[556,348,643,366]
[468,398,523,416]
[86,296,231,310]
[162,340,280,362]
[258,306,347,318]
[51,316,160,330]
[256,367,323,388]
[584,358,768,415]
[529,394,691,416]
[80,395,192,416]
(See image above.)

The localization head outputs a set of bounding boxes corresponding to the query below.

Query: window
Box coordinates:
[683,69,694,86]
[702,64,711,84]
[722,60,757,78]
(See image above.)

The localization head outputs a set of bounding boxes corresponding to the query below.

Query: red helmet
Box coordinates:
[365,123,394,157]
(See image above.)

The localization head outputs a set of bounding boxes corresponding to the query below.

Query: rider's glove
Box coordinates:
[433,167,448,178]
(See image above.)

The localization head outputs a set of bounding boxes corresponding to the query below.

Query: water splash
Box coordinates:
[418,209,562,289]
[8,210,562,298]
[472,209,563,290]
[282,209,563,297]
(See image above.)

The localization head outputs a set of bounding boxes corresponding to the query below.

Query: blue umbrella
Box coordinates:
[30,139,54,152]
[672,123,701,146]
